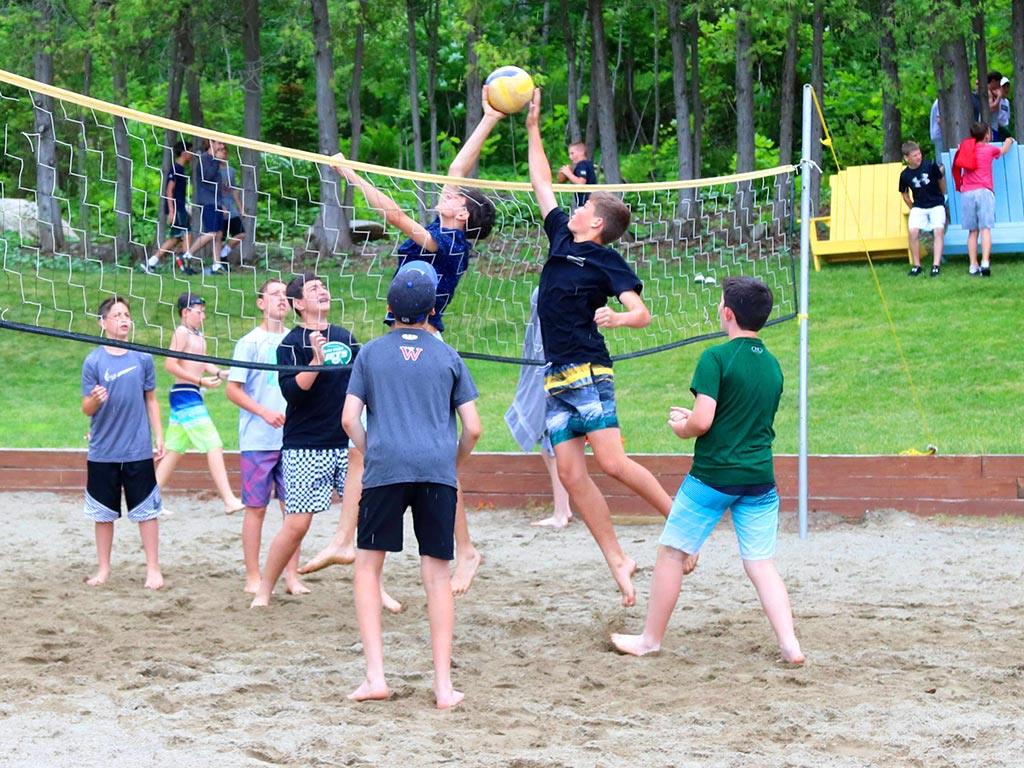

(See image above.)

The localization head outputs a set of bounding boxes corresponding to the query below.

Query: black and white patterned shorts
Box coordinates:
[282,447,348,514]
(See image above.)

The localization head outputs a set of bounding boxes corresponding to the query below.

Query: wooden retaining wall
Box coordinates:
[1,449,1022,519]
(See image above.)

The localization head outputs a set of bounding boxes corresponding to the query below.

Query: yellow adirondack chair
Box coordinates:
[809,162,911,270]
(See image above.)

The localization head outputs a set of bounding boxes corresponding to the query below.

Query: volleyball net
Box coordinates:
[0,69,798,367]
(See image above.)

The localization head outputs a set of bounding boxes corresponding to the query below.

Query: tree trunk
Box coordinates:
[159,14,185,249]
[463,4,483,178]
[561,0,582,144]
[588,0,621,183]
[112,66,133,262]
[407,0,426,222]
[310,0,344,257]
[240,0,261,264]
[339,0,365,249]
[652,3,659,153]
[426,0,440,211]
[935,33,974,150]
[773,2,799,235]
[667,0,697,237]
[973,9,989,126]
[734,5,755,242]
[1012,0,1024,137]
[879,0,902,162]
[810,0,824,217]
[688,9,703,177]
[32,1,63,255]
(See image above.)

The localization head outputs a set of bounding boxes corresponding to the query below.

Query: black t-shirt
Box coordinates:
[277,324,359,449]
[537,208,642,367]
[898,161,945,208]
[573,159,597,208]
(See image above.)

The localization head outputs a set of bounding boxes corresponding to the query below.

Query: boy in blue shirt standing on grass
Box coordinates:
[611,277,803,665]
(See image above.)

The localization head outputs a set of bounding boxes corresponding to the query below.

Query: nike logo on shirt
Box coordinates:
[104,366,138,382]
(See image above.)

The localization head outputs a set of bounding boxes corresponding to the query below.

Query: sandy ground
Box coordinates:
[1,490,1022,768]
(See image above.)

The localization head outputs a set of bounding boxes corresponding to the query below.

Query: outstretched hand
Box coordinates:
[480,85,506,121]
[525,88,541,131]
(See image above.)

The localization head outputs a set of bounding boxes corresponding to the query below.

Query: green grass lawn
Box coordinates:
[2,256,1021,455]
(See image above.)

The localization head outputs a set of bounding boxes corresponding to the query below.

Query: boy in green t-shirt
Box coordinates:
[612,276,803,665]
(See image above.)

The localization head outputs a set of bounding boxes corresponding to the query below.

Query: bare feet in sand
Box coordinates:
[244,579,261,595]
[144,569,164,590]
[285,579,311,596]
[451,550,482,595]
[612,557,638,607]
[381,588,403,614]
[85,567,110,587]
[348,679,389,703]
[250,595,269,608]
[779,641,805,665]
[610,632,660,656]
[531,511,572,528]
[298,543,355,574]
[224,497,245,515]
[434,687,464,710]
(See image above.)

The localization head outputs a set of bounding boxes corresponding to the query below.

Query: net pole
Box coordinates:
[798,84,812,540]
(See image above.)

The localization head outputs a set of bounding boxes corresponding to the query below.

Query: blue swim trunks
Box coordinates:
[543,362,619,447]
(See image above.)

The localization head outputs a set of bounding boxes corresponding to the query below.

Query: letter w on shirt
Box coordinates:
[399,346,422,361]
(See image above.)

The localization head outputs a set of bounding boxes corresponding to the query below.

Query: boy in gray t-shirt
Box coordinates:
[342,261,481,710]
[81,296,165,589]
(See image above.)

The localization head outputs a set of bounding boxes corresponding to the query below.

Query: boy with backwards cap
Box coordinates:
[343,261,482,710]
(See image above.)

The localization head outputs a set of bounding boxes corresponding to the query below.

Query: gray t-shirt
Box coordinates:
[347,328,478,489]
[81,347,157,463]
[219,164,240,217]
[229,325,288,451]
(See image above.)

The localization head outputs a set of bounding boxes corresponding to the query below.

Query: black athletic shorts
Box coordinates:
[357,482,457,560]
[85,459,161,522]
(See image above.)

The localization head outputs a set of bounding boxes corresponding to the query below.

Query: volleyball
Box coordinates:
[485,66,535,114]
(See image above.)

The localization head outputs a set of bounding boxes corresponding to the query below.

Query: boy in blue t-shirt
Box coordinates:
[81,296,165,589]
[525,89,679,608]
[612,277,804,665]
[316,92,500,595]
[343,262,481,709]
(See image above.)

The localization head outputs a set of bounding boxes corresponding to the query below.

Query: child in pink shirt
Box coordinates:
[954,122,1015,276]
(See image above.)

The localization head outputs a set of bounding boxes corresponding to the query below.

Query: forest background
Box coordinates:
[3,0,1024,229]
[0,0,1023,457]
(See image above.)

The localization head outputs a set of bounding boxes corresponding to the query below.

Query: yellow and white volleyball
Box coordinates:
[485,66,535,114]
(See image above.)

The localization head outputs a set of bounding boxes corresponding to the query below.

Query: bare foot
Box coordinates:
[144,569,164,590]
[682,551,700,575]
[224,497,245,515]
[285,579,311,596]
[435,687,465,710]
[85,567,110,587]
[531,513,571,529]
[347,679,389,702]
[779,641,805,666]
[160,507,174,518]
[451,549,482,596]
[610,632,659,656]
[381,587,403,614]
[298,543,355,574]
[250,595,269,608]
[244,579,261,595]
[611,557,638,607]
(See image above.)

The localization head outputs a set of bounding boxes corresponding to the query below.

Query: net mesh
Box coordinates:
[0,70,798,366]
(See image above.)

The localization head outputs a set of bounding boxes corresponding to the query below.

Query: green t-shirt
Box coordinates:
[688,336,782,486]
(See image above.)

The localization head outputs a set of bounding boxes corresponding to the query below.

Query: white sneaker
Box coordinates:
[220,245,232,259]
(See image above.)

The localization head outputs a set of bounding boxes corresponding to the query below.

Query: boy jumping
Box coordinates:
[525,89,683,607]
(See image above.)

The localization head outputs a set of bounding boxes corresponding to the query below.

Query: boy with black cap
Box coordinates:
[342,261,481,710]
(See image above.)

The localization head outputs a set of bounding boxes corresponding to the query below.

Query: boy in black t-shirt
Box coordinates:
[525,90,689,609]
[250,273,359,607]
[899,140,947,277]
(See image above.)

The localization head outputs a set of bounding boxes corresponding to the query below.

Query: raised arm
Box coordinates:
[526,89,558,219]
[331,152,437,252]
[448,87,505,178]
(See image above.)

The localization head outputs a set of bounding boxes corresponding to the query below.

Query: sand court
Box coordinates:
[1,490,1022,767]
